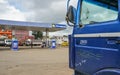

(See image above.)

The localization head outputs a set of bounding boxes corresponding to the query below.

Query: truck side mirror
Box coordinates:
[66,6,76,26]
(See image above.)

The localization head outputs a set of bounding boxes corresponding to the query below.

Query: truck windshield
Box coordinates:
[80,0,118,25]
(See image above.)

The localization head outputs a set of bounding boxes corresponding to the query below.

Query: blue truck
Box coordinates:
[66,0,120,75]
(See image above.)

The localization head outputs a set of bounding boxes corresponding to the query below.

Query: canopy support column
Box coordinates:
[45,28,49,47]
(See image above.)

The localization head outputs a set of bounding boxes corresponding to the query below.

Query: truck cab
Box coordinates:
[66,0,120,75]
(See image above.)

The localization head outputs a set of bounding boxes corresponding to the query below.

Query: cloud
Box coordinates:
[6,0,67,23]
[1,0,67,23]
[0,0,26,21]
[0,0,5,3]
[23,0,67,23]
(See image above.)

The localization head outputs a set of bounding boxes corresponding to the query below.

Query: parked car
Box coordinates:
[18,41,25,46]
[4,39,12,46]
[0,39,5,46]
[25,39,42,46]
[61,41,68,46]
[25,40,31,46]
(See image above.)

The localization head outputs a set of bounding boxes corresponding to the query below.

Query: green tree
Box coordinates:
[32,31,43,39]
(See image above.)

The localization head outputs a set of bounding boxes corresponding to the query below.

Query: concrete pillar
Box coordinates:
[12,30,15,35]
[12,30,15,40]
[45,28,49,47]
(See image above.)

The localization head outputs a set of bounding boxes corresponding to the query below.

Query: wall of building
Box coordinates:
[0,29,34,41]
[0,29,12,39]
[50,35,68,45]
[14,30,29,40]
[13,30,34,45]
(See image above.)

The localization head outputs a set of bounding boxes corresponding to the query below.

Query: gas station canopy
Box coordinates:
[0,19,66,32]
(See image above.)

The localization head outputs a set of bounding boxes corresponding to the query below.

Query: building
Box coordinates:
[0,29,12,39]
[14,30,29,40]
[13,30,34,45]
[0,29,34,41]
[50,35,68,45]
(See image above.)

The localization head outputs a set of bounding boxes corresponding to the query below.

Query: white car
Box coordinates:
[4,39,12,46]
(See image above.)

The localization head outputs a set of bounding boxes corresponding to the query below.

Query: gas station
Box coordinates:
[0,19,66,50]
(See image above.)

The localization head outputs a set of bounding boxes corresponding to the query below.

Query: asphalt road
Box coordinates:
[0,47,73,75]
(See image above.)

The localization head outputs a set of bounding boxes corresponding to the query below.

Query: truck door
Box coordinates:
[73,0,120,75]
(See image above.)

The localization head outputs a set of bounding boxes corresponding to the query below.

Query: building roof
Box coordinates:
[0,19,66,32]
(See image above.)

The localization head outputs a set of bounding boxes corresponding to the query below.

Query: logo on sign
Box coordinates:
[52,24,55,27]
[80,40,87,45]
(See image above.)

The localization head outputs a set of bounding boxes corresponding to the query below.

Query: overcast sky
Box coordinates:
[0,0,73,36]
[0,0,66,23]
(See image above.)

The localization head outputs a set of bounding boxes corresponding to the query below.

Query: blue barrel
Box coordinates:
[11,40,18,51]
[51,39,56,49]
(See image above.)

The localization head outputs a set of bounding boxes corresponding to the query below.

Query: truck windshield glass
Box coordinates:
[80,0,118,25]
